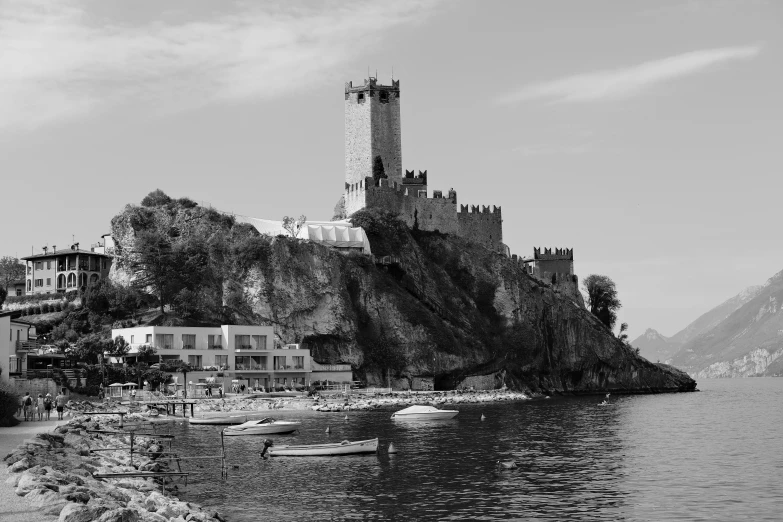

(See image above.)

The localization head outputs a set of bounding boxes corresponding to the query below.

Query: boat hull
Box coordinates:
[224,422,301,436]
[391,411,458,420]
[270,438,379,456]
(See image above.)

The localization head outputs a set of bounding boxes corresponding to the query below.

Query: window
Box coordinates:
[357,92,365,103]
[215,355,228,368]
[379,90,389,103]
[236,356,251,370]
[47,261,51,270]
[102,259,107,270]
[292,356,304,370]
[251,356,266,370]
[155,334,173,349]
[35,279,43,287]
[27,266,31,274]
[146,334,152,344]
[27,280,31,291]
[35,262,42,270]
[15,288,21,296]
[208,335,222,349]
[274,356,287,370]
[130,335,135,344]
[187,355,202,368]
[235,335,252,349]
[46,278,51,286]
[182,334,196,349]
[252,335,266,350]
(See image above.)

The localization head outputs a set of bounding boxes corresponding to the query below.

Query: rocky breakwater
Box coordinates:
[193,396,316,414]
[310,389,530,412]
[3,413,226,522]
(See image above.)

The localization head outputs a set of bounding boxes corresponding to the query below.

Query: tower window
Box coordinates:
[379,91,389,103]
[357,92,365,103]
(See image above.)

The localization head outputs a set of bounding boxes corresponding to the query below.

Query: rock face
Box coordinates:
[110,199,695,394]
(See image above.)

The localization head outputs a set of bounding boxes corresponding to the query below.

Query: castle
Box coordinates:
[343,77,504,252]
[342,77,576,289]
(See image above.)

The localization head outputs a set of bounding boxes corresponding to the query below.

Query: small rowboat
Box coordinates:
[189,415,248,425]
[391,405,458,420]
[268,438,379,457]
[223,418,301,436]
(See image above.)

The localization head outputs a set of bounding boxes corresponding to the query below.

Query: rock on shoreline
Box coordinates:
[192,389,531,414]
[3,408,226,522]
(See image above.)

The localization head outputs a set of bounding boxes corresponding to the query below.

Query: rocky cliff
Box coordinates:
[109,198,696,394]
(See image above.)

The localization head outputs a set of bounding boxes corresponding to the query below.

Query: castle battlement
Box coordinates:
[345,78,400,94]
[534,247,574,260]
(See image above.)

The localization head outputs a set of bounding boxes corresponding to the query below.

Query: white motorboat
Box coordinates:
[223,418,301,436]
[391,405,458,420]
[268,438,379,456]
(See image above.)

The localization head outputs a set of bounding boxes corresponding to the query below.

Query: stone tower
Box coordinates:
[345,77,402,187]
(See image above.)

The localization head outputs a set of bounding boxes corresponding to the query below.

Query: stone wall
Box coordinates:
[344,91,372,186]
[344,82,402,186]
[346,179,504,251]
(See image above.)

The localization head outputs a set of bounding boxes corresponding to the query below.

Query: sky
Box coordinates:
[1,0,781,339]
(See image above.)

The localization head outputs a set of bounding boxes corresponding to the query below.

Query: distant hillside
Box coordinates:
[633,284,765,369]
[631,329,680,364]
[669,270,783,378]
[669,285,763,345]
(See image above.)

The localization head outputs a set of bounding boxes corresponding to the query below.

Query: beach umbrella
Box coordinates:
[123,382,138,387]
[108,383,124,387]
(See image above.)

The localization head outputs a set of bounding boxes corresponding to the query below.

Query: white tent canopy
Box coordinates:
[233,216,371,254]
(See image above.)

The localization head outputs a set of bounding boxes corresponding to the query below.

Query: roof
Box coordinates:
[234,217,372,254]
[22,248,112,261]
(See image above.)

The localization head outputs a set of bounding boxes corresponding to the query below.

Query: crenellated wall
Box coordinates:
[345,177,503,251]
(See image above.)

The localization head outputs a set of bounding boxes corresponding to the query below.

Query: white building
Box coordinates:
[0,311,37,382]
[111,324,312,390]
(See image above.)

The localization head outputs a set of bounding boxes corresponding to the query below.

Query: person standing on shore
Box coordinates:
[44,394,53,420]
[22,392,33,421]
[36,394,44,421]
[55,390,67,420]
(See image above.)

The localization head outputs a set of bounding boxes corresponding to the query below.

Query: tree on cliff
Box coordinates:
[582,274,621,330]
[372,155,387,183]
[0,256,25,293]
[128,229,183,314]
[282,215,307,238]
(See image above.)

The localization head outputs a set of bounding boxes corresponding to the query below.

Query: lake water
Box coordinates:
[164,379,783,521]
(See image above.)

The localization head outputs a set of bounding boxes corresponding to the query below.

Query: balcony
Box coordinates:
[235,345,267,352]
[182,345,195,350]
[208,345,224,350]
[235,364,268,371]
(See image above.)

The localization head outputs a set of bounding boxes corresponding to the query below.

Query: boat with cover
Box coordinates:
[189,415,248,425]
[391,405,458,420]
[223,418,301,436]
[267,438,379,457]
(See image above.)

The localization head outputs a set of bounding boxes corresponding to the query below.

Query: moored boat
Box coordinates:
[391,405,458,420]
[223,418,301,436]
[268,438,379,457]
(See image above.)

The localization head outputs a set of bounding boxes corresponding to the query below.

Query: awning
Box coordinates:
[233,217,371,254]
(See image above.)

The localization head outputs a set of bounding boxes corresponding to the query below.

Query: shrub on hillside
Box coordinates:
[41,303,51,313]
[0,383,21,427]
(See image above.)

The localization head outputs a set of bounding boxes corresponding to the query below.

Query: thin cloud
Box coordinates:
[498,46,761,105]
[512,144,591,156]
[0,0,441,131]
